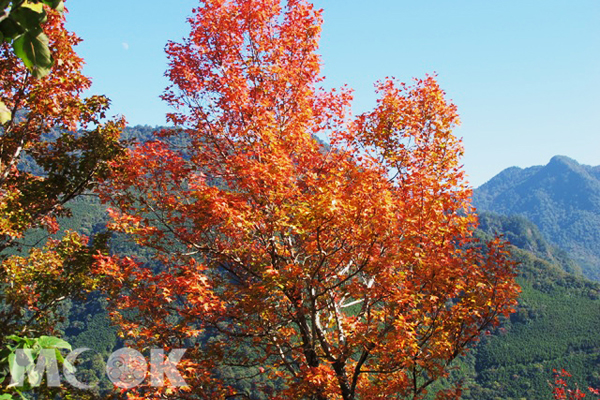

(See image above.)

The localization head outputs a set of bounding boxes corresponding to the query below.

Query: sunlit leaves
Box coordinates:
[100,0,520,399]
[13,28,52,78]
[0,2,124,387]
[0,0,64,77]
[0,100,9,124]
[0,334,73,398]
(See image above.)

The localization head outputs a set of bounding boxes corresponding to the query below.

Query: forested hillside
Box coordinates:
[458,213,600,399]
[473,156,600,280]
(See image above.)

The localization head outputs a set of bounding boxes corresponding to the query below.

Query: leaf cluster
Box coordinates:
[0,6,125,399]
[0,0,64,78]
[0,334,71,399]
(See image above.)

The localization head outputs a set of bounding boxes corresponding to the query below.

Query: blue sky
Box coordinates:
[65,0,599,187]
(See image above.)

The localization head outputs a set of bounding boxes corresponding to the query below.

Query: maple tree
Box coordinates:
[99,0,520,398]
[0,2,124,348]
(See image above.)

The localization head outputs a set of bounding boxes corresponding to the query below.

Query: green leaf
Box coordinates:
[37,336,71,351]
[12,29,53,78]
[0,394,14,400]
[0,100,10,124]
[5,336,34,348]
[0,17,25,41]
[54,349,64,363]
[26,368,39,386]
[11,5,47,31]
[7,354,24,388]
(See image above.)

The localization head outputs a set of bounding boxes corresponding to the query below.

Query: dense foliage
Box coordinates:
[97,1,519,399]
[0,4,124,398]
[0,0,65,80]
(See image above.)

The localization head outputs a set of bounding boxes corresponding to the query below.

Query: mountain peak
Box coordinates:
[549,154,576,165]
[547,155,580,171]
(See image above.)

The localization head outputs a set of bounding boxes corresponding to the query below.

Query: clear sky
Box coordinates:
[65,0,599,187]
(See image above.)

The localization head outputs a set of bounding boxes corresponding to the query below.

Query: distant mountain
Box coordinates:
[473,155,600,280]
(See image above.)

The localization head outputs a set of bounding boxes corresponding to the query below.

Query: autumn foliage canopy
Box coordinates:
[0,6,123,340]
[98,0,520,398]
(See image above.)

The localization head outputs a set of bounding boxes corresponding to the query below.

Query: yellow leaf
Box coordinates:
[23,1,44,13]
[0,101,10,124]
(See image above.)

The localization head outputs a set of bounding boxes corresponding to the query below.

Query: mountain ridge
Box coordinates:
[473,155,600,280]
